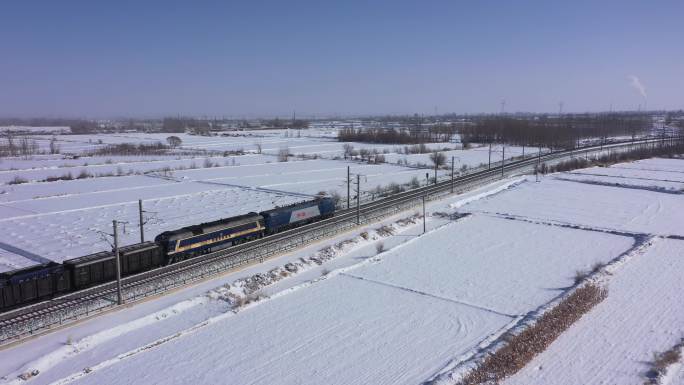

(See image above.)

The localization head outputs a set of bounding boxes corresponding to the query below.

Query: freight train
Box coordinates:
[0,197,335,312]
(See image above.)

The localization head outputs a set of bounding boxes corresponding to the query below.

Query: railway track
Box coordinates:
[0,137,678,345]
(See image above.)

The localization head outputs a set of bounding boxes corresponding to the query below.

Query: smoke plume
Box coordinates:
[628,75,647,98]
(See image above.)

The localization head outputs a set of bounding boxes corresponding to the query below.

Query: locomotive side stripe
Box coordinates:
[169,223,264,255]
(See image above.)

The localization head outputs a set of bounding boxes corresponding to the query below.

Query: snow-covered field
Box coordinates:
[383,144,541,169]
[1,132,682,384]
[0,130,540,271]
[464,158,684,238]
[505,238,684,385]
[3,156,682,385]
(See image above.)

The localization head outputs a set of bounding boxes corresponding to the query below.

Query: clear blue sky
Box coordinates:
[1,0,682,117]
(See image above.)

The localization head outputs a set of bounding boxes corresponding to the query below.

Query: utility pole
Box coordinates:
[356,173,360,225]
[537,145,542,169]
[138,199,144,243]
[422,195,426,234]
[450,156,454,193]
[500,99,506,177]
[347,166,350,209]
[113,220,124,306]
[434,160,438,185]
[501,145,505,177]
[488,140,492,169]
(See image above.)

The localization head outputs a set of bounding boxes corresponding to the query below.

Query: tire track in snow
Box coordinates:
[567,170,684,184]
[194,180,314,199]
[473,210,681,239]
[340,273,519,318]
[553,177,684,195]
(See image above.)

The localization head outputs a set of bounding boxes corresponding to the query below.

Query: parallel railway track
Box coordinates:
[0,137,678,345]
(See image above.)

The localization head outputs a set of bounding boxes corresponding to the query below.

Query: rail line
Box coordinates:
[0,136,679,345]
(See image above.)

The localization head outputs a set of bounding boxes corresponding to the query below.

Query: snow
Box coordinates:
[0,156,681,385]
[0,183,303,263]
[66,274,509,385]
[0,154,274,184]
[351,215,633,316]
[557,160,684,193]
[0,131,496,270]
[0,191,636,385]
[383,144,541,169]
[672,365,684,385]
[504,238,684,385]
[463,159,684,237]
[0,127,70,134]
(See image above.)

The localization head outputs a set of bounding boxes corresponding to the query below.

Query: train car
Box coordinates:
[0,263,71,311]
[64,242,162,290]
[260,197,335,234]
[155,213,265,263]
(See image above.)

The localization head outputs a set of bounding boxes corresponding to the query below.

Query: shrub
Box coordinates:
[8,176,28,185]
[388,182,404,194]
[645,342,684,384]
[653,349,681,371]
[278,147,290,162]
[574,269,589,285]
[90,142,168,156]
[375,242,385,253]
[77,170,91,179]
[410,176,420,189]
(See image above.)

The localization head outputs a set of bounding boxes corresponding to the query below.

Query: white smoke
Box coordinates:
[628,75,647,98]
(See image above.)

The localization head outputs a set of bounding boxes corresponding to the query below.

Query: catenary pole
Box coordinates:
[356,173,360,225]
[138,199,144,243]
[113,220,123,305]
[450,156,454,193]
[347,166,350,209]
[422,195,426,233]
[488,141,492,169]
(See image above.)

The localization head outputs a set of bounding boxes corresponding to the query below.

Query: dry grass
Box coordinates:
[644,339,684,384]
[375,225,395,237]
[573,270,590,285]
[459,284,608,385]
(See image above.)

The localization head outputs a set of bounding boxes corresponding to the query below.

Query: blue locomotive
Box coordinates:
[261,198,336,234]
[0,197,336,311]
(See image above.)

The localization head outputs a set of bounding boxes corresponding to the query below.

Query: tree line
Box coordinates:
[460,113,653,149]
[338,124,459,144]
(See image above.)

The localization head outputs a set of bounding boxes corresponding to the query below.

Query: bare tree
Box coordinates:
[49,136,60,154]
[255,142,262,154]
[342,143,354,159]
[166,136,182,148]
[277,147,290,162]
[429,151,446,183]
[358,148,370,162]
[5,130,16,156]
